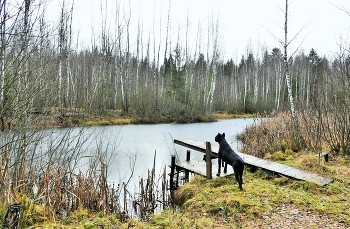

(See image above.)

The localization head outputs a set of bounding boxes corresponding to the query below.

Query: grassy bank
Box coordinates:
[169,153,350,228]
[10,151,348,228]
[38,109,259,128]
[3,112,348,228]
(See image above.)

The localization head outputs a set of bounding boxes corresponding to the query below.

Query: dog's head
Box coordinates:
[215,132,225,142]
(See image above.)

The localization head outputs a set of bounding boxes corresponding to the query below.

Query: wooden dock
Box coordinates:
[173,138,333,186]
[176,159,234,178]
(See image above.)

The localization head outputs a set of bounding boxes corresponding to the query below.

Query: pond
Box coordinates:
[56,118,260,187]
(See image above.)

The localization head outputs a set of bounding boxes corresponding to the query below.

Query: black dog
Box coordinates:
[215,133,244,191]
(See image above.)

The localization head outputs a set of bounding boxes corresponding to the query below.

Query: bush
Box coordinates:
[237,112,329,158]
[271,151,287,161]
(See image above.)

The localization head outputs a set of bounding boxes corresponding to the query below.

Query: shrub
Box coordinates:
[270,151,287,161]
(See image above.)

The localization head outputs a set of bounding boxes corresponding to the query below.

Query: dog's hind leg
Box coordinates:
[234,166,244,191]
[240,166,244,185]
[234,172,242,190]
[239,167,244,191]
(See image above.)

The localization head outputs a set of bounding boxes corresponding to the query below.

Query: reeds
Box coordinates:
[132,152,169,220]
[237,111,350,158]
[0,152,170,226]
[0,127,169,227]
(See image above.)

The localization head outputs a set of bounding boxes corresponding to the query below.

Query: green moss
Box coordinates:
[281,139,289,152]
[83,222,95,229]
[68,209,90,224]
[270,150,287,161]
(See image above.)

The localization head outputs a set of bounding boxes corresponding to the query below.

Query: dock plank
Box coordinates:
[174,138,333,186]
[176,159,234,178]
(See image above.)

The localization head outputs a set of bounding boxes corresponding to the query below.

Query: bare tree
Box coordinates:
[160,0,171,110]
[283,0,306,148]
[0,0,7,103]
[58,0,74,111]
[320,41,350,156]
[206,16,220,115]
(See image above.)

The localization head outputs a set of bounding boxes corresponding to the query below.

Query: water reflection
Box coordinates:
[48,118,260,187]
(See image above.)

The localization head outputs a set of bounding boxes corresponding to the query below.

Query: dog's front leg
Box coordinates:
[224,162,228,173]
[216,157,221,176]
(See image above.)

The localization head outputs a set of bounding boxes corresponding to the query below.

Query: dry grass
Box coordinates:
[237,112,338,158]
[212,111,259,120]
[82,117,132,126]
[0,152,168,228]
[22,159,350,228]
[37,109,259,128]
[4,164,124,227]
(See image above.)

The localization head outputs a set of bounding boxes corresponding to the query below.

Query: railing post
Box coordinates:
[170,155,176,190]
[186,150,191,161]
[176,166,179,188]
[206,142,212,179]
[324,153,329,162]
[185,150,190,181]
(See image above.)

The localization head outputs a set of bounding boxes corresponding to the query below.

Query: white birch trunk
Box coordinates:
[66,1,74,107]
[284,0,305,148]
[262,68,265,103]
[114,54,118,108]
[254,69,258,103]
[145,33,150,88]
[119,41,125,109]
[207,62,217,115]
[266,67,270,103]
[275,68,278,109]
[306,64,310,108]
[116,3,125,110]
[58,1,66,109]
[235,64,238,103]
[113,2,120,108]
[244,64,247,111]
[207,18,219,115]
[58,61,62,108]
[278,63,282,110]
[135,18,141,98]
[184,14,189,105]
[0,0,6,103]
[295,64,298,102]
[125,11,131,111]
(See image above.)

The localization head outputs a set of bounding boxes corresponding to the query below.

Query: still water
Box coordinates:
[58,118,259,187]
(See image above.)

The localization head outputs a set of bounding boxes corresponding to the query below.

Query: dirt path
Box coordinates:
[249,204,348,229]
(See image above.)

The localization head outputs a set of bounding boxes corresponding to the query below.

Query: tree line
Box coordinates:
[1,1,349,144]
[0,0,348,120]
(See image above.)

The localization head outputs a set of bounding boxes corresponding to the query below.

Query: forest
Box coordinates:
[1,0,349,151]
[0,0,350,227]
[0,0,348,123]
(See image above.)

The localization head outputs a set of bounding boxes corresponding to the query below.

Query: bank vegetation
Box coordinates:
[0,0,350,228]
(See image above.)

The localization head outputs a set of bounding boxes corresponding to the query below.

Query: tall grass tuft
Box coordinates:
[237,111,348,158]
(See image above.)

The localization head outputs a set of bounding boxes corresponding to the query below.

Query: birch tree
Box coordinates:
[206,16,220,115]
[271,48,283,111]
[0,0,6,103]
[283,0,306,148]
[124,2,131,112]
[160,1,171,109]
[58,0,74,111]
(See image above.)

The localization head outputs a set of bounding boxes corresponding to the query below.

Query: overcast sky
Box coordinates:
[47,0,350,60]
